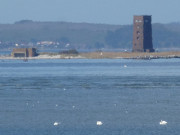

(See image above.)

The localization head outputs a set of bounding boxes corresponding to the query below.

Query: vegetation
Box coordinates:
[80,51,180,59]
[59,49,79,55]
[0,21,180,50]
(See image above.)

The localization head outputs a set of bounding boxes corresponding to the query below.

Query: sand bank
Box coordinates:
[0,52,180,60]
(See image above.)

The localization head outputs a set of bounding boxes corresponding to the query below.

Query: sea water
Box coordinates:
[0,58,180,135]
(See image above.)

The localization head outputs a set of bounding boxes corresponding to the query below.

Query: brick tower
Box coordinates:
[132,15,154,52]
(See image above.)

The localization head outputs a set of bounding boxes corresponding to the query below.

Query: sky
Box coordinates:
[0,0,180,25]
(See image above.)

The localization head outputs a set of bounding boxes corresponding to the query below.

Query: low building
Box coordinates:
[12,48,37,57]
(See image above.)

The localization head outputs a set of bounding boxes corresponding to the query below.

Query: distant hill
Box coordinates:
[0,20,180,51]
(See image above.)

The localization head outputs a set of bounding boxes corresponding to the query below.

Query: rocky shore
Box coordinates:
[1,51,180,60]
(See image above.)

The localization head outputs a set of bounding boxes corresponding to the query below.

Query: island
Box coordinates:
[1,50,180,60]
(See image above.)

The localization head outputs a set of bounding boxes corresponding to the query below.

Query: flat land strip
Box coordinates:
[80,51,180,59]
[1,51,180,59]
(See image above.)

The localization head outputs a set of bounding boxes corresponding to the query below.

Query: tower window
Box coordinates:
[135,20,142,23]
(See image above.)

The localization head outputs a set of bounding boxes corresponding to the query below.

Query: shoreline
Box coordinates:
[1,51,180,60]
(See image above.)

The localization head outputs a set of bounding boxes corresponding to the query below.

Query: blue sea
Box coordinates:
[0,58,180,135]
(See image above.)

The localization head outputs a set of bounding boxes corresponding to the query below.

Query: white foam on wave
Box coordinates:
[124,65,127,68]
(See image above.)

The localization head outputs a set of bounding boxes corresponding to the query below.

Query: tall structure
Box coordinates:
[132,15,154,52]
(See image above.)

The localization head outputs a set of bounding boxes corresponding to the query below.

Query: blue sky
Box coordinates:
[0,0,180,24]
